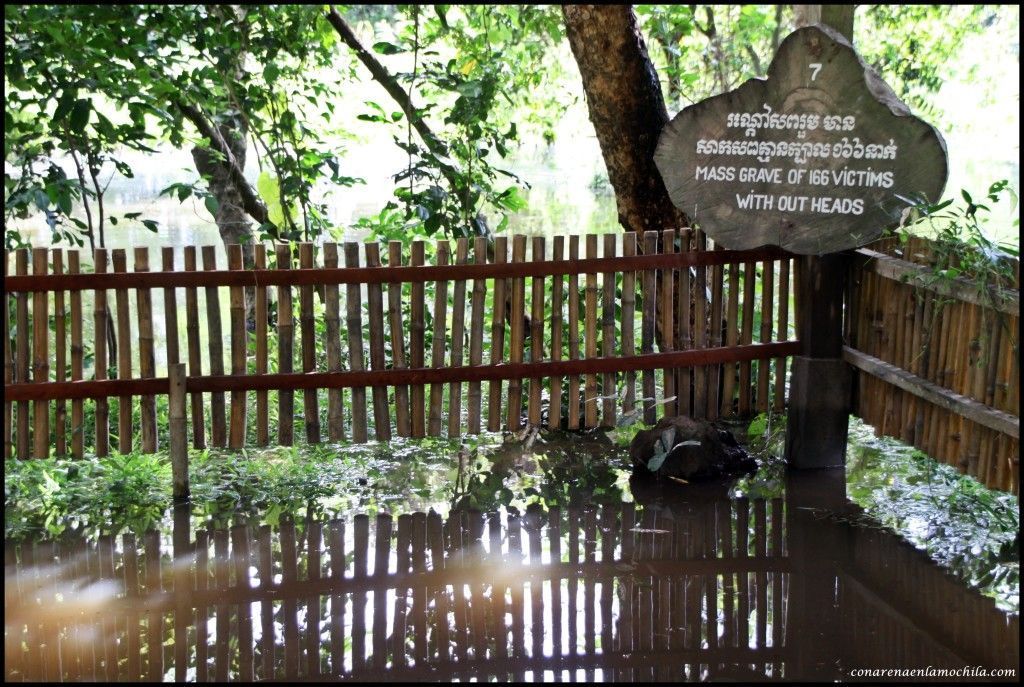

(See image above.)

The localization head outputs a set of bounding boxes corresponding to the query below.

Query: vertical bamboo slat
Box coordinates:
[528,237,546,427]
[508,235,527,431]
[183,247,205,449]
[345,242,369,443]
[722,262,740,417]
[201,246,227,447]
[549,237,565,429]
[4,253,13,459]
[366,243,391,440]
[410,241,427,437]
[428,240,450,437]
[660,230,676,418]
[622,233,637,419]
[161,248,180,367]
[449,238,469,436]
[31,248,50,459]
[324,244,344,441]
[692,232,707,419]
[708,247,723,419]
[567,236,581,430]
[299,243,321,443]
[254,245,270,445]
[774,259,790,412]
[757,259,774,413]
[739,262,756,415]
[69,252,84,458]
[135,247,157,453]
[641,232,657,424]
[112,249,132,454]
[597,234,616,426]
[275,245,295,445]
[467,237,487,433]
[228,245,248,448]
[677,229,693,418]
[584,235,599,428]
[387,242,410,437]
[53,250,66,456]
[92,249,109,456]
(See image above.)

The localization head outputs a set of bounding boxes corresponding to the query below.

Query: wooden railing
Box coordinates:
[847,236,1020,493]
[4,231,799,459]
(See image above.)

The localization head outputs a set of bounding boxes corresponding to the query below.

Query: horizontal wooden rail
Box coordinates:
[4,341,798,402]
[3,246,792,292]
[844,346,1019,439]
[856,247,1019,316]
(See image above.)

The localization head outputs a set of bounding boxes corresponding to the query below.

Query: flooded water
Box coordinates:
[5,469,1018,682]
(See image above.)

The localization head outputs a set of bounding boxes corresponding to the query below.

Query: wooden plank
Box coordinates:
[774,259,790,412]
[410,241,427,437]
[228,245,248,448]
[112,249,133,454]
[843,347,1018,438]
[387,242,410,437]
[53,250,66,456]
[201,246,226,447]
[602,234,617,426]
[549,237,565,430]
[567,236,581,430]
[660,230,676,418]
[275,244,295,445]
[508,235,527,431]
[366,242,391,440]
[642,232,658,424]
[135,247,157,452]
[467,237,487,433]
[529,237,546,427]
[254,245,270,445]
[183,246,205,449]
[69,251,84,458]
[428,240,450,437]
[584,235,599,428]
[449,238,469,436]
[739,262,756,415]
[722,261,740,417]
[757,259,775,413]
[299,243,321,443]
[622,233,637,420]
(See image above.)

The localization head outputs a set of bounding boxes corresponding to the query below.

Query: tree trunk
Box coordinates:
[563,5,688,235]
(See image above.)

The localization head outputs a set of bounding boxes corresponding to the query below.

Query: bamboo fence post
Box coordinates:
[276,244,295,445]
[366,242,391,440]
[641,231,658,424]
[410,241,427,437]
[31,248,50,459]
[161,247,180,367]
[201,246,227,447]
[567,236,581,430]
[254,245,270,445]
[182,246,205,449]
[722,261,740,417]
[228,244,248,448]
[660,229,676,418]
[508,234,527,431]
[387,241,410,437]
[678,229,693,417]
[774,259,790,412]
[449,238,469,436]
[584,234,599,428]
[92,248,109,456]
[53,250,66,456]
[324,243,344,441]
[428,240,450,437]
[68,252,84,457]
[344,242,369,442]
[708,244,724,419]
[692,231,707,419]
[622,233,637,419]
[757,258,775,413]
[133,247,157,453]
[528,236,546,427]
[170,363,188,499]
[299,243,321,443]
[739,261,756,415]
[3,252,12,459]
[468,237,487,433]
[602,234,617,426]
[112,249,133,454]
[549,236,565,430]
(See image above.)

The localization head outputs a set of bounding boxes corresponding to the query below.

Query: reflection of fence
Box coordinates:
[4,232,798,458]
[847,236,1019,493]
[5,500,793,682]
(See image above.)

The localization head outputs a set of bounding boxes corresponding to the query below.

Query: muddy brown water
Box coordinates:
[4,470,1018,682]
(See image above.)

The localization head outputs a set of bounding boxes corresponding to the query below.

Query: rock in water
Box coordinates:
[630,416,757,481]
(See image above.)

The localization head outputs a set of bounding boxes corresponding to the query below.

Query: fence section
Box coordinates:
[847,236,1020,493]
[4,231,798,458]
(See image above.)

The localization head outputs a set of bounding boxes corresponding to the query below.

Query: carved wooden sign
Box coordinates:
[654,24,948,255]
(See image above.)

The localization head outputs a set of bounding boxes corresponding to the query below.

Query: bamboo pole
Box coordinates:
[549,236,565,430]
[708,243,723,419]
[739,261,755,416]
[508,235,528,431]
[324,243,344,441]
[201,246,226,447]
[428,240,450,437]
[161,248,180,367]
[722,261,740,417]
[254,245,270,445]
[677,230,693,418]
[387,242,410,437]
[693,232,707,418]
[602,234,617,426]
[486,237,507,432]
[299,243,321,443]
[467,237,487,433]
[183,246,205,449]
[584,235,600,428]
[774,259,790,412]
[641,231,658,424]
[529,236,546,427]
[112,249,132,454]
[568,236,581,430]
[135,247,157,453]
[227,245,248,448]
[449,238,469,436]
[275,245,295,445]
[69,252,84,458]
[345,242,369,443]
[410,241,427,437]
[622,233,637,419]
[366,242,391,440]
[4,253,13,459]
[660,230,676,418]
[757,257,774,414]
[53,250,66,456]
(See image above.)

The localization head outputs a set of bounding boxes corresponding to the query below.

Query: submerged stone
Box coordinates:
[629,416,757,481]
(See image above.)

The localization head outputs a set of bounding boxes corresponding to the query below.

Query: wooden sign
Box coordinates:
[654,24,947,255]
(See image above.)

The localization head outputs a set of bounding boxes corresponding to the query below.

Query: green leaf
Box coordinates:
[204,195,219,216]
[372,41,403,55]
[141,219,159,233]
[51,91,77,125]
[69,99,92,131]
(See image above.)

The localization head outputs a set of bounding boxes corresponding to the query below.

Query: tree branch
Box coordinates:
[175,101,269,226]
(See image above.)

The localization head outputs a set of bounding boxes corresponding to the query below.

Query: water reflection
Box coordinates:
[5,472,1018,682]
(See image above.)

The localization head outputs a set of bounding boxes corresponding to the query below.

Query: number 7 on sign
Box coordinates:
[808,63,823,81]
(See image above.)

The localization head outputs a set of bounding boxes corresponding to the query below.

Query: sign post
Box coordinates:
[654,13,947,468]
